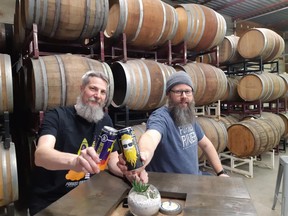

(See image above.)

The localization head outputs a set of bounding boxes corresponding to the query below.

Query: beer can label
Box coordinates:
[95,126,118,171]
[118,127,143,171]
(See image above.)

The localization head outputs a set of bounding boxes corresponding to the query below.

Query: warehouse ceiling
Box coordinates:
[163,0,288,33]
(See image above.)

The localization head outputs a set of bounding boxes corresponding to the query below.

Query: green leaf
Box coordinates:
[132,180,150,193]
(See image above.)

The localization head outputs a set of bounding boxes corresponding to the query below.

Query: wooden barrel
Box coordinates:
[0,142,19,207]
[171,4,226,52]
[0,23,13,54]
[260,112,285,137]
[227,118,280,157]
[220,76,243,102]
[105,0,178,48]
[237,28,285,62]
[195,53,216,64]
[25,54,114,112]
[218,114,240,129]
[196,117,227,162]
[278,72,288,99]
[278,112,288,138]
[111,59,176,110]
[0,54,14,114]
[22,0,109,41]
[175,63,227,106]
[237,72,286,102]
[219,35,243,64]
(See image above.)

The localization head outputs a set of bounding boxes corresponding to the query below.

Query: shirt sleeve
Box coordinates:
[194,121,205,141]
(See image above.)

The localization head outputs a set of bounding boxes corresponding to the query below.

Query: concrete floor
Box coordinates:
[228,151,283,216]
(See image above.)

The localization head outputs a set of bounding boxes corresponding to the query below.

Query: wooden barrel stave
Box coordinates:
[0,142,18,207]
[0,54,13,114]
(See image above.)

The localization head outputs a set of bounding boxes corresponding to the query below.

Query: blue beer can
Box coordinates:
[94,126,118,170]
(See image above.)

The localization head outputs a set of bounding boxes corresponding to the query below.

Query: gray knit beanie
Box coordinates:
[166,71,194,94]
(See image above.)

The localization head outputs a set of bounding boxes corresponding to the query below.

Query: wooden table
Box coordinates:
[36,171,257,216]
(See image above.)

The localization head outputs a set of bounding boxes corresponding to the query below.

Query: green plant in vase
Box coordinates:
[128,180,161,216]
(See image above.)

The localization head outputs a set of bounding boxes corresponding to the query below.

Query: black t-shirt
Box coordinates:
[29,106,118,215]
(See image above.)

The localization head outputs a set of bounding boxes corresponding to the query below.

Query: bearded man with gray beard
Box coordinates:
[29,71,133,215]
[118,71,229,177]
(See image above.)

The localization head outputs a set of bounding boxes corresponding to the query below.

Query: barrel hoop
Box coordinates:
[9,143,19,201]
[35,0,40,26]
[131,62,142,108]
[92,0,102,35]
[79,0,91,39]
[0,57,3,113]
[261,74,273,101]
[105,0,127,38]
[1,146,8,204]
[256,74,267,101]
[155,1,166,44]
[182,5,193,41]
[40,0,48,32]
[26,0,35,29]
[189,4,205,48]
[50,0,61,38]
[132,0,143,42]
[129,61,144,109]
[208,11,220,48]
[139,61,151,109]
[4,55,13,111]
[31,59,42,111]
[257,29,267,56]
[54,55,66,106]
[194,5,205,47]
[132,62,143,109]
[119,62,131,107]
[171,6,179,39]
[122,0,129,32]
[156,64,166,108]
[38,58,48,110]
[166,4,178,41]
[101,62,114,107]
[211,66,221,102]
[258,28,275,60]
[92,0,109,35]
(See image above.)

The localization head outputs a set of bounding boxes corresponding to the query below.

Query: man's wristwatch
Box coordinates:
[216,169,227,176]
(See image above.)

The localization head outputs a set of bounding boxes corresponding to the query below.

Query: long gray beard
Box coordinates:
[168,100,196,127]
[75,96,105,123]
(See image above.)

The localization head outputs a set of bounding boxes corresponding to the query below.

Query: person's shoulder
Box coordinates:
[150,106,169,117]
[152,106,168,114]
[101,112,113,124]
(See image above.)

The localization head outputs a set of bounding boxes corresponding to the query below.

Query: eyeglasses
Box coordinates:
[122,143,133,148]
[170,90,193,96]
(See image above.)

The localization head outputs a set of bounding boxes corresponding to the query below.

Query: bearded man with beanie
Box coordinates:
[118,71,229,177]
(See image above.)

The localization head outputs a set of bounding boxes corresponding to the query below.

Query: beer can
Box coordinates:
[94,126,118,171]
[118,127,143,171]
